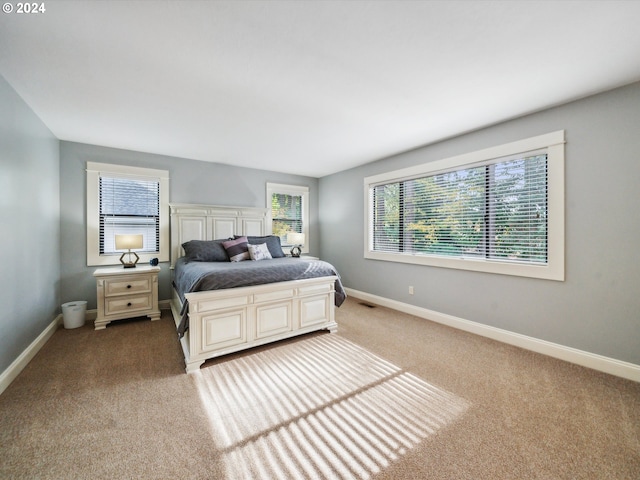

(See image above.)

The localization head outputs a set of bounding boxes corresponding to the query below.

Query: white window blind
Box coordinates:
[271,192,303,246]
[372,153,548,264]
[99,176,160,255]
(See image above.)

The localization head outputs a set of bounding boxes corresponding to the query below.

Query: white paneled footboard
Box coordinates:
[171,276,338,373]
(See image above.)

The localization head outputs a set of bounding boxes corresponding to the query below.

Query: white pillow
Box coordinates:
[248,243,272,261]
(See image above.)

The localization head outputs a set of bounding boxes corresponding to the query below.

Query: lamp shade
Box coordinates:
[115,234,143,250]
[286,232,305,246]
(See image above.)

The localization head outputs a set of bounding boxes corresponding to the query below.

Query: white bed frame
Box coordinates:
[169,203,338,373]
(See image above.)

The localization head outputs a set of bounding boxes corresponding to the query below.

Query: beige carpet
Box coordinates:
[1,298,639,479]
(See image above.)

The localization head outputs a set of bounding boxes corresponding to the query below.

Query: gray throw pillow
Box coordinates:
[182,239,230,262]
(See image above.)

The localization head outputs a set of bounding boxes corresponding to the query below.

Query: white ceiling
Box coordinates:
[2,1,640,177]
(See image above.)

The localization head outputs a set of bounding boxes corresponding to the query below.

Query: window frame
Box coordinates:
[87,162,170,267]
[364,131,565,281]
[266,183,310,255]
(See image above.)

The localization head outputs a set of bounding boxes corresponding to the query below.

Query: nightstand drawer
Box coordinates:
[104,277,151,296]
[105,294,153,316]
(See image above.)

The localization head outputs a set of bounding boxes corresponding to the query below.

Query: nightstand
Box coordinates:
[93,265,161,330]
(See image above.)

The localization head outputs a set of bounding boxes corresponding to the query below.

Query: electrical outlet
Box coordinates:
[409,286,414,295]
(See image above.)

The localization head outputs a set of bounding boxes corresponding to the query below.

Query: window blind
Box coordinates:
[271,193,303,246]
[99,176,160,255]
[372,153,548,264]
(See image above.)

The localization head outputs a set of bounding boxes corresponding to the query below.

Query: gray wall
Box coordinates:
[59,141,319,309]
[319,81,640,365]
[0,75,60,373]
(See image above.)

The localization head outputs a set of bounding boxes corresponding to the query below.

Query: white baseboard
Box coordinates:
[345,288,640,383]
[0,315,62,395]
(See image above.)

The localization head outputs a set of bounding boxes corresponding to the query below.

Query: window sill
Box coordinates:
[364,250,563,281]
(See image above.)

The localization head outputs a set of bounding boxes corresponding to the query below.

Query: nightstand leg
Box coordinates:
[94,319,110,330]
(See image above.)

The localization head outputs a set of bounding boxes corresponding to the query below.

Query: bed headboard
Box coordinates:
[169,203,270,267]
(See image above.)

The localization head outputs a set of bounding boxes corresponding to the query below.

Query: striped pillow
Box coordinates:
[222,236,250,262]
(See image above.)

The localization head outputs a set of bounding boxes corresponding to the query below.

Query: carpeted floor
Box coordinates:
[1,297,639,479]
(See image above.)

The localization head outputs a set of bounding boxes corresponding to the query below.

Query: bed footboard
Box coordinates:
[172,276,338,373]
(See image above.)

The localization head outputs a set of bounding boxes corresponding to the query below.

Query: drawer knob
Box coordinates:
[127,285,132,289]
[127,302,132,307]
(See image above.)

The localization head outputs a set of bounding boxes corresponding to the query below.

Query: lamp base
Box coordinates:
[120,251,140,268]
[290,246,302,258]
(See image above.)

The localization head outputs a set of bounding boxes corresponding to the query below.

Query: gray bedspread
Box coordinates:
[174,256,346,336]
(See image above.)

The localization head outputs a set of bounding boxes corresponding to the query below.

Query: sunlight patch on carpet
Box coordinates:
[194,335,469,479]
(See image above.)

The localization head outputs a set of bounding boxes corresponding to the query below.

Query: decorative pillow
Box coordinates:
[248,243,272,261]
[182,239,229,262]
[241,235,286,258]
[222,236,250,262]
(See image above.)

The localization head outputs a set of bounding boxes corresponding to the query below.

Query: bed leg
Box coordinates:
[185,360,205,374]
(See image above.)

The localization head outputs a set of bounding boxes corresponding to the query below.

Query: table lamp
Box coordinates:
[286,232,305,257]
[115,234,143,268]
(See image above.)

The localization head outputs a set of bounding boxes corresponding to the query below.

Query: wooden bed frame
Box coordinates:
[169,203,338,373]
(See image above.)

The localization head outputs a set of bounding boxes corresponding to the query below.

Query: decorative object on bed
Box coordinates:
[248,243,272,261]
[286,232,305,257]
[181,239,230,262]
[169,203,346,373]
[222,236,250,262]
[244,235,286,258]
[115,234,143,268]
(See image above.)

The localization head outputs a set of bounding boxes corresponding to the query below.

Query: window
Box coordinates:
[99,176,159,254]
[266,183,309,254]
[87,162,169,266]
[365,131,565,280]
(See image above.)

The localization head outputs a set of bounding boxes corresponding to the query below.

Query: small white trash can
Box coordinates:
[62,301,87,329]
